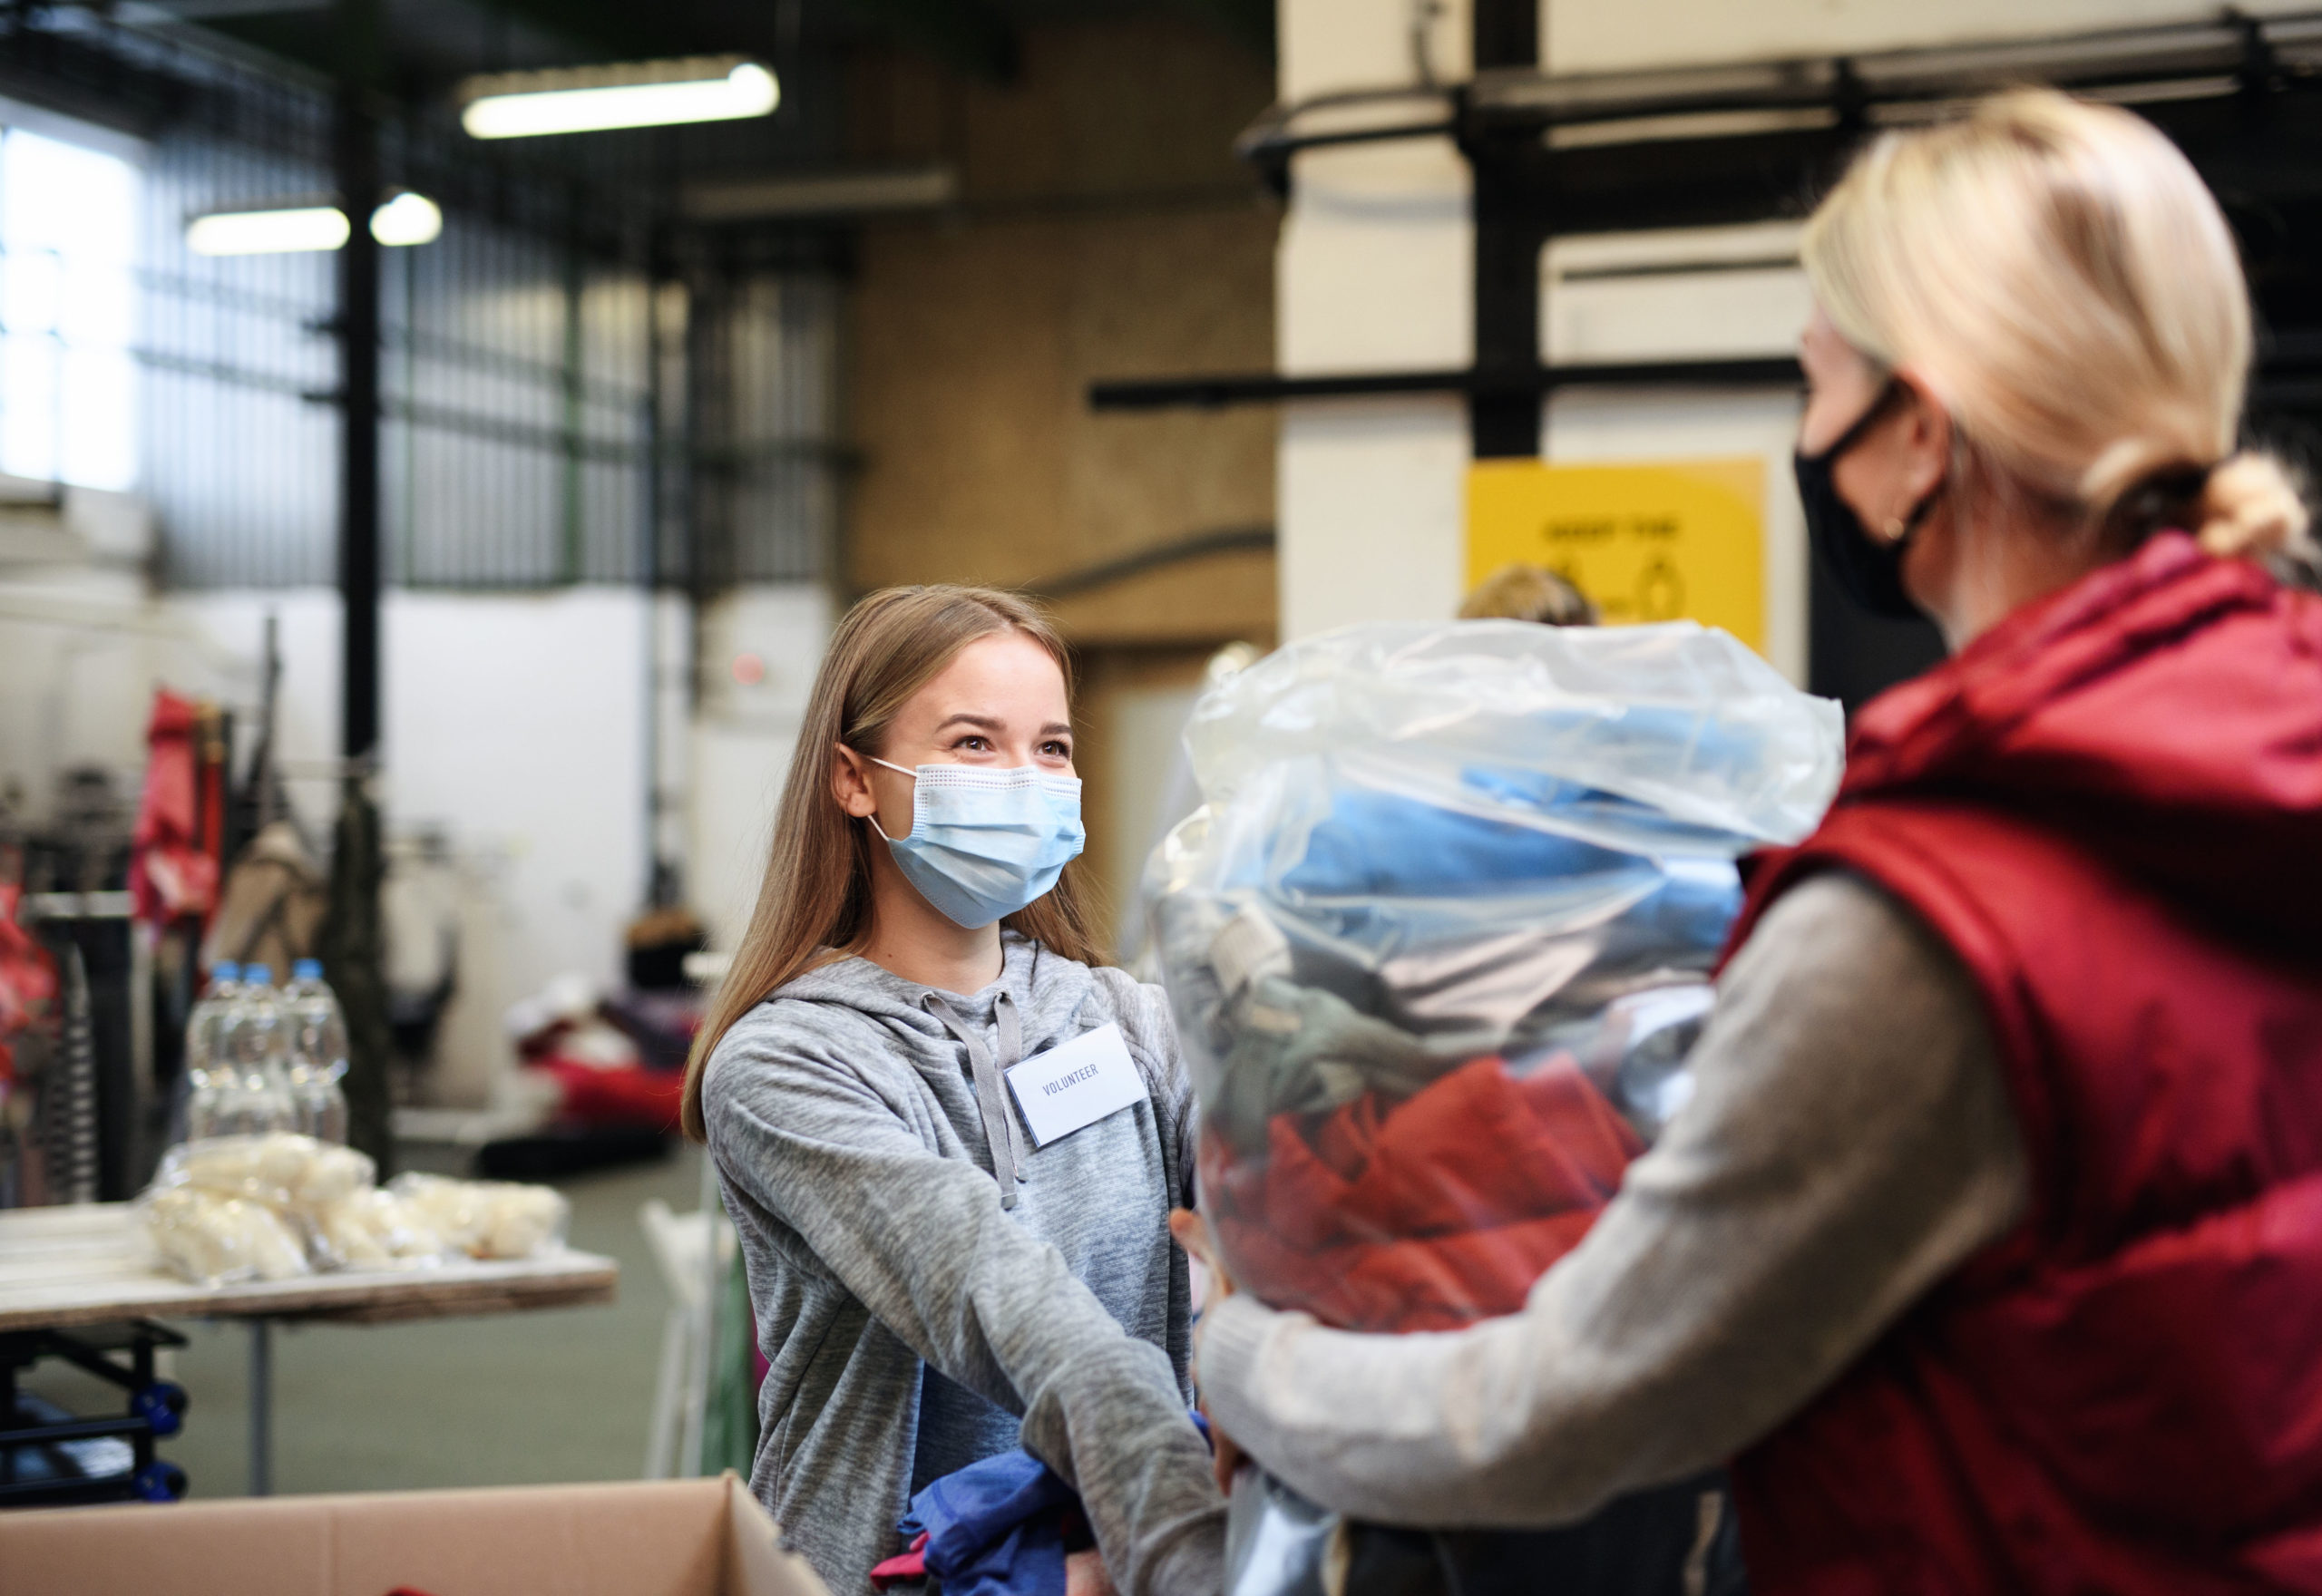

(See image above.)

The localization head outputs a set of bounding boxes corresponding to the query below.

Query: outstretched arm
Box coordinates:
[709,1037,1224,1596]
[1195,872,2028,1526]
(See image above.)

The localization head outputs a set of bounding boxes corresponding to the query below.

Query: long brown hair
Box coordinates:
[681,585,1107,1141]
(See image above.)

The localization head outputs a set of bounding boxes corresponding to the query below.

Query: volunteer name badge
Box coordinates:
[1006,1023,1145,1148]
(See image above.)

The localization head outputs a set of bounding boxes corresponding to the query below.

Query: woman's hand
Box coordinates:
[1065,1548,1117,1596]
[1170,1208,1247,1498]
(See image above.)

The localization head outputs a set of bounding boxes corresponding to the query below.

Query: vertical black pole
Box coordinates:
[326,0,395,1173]
[337,0,381,764]
[1466,0,1546,460]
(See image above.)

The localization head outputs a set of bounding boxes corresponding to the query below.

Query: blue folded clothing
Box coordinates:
[1282,787,1647,901]
[901,1448,1078,1596]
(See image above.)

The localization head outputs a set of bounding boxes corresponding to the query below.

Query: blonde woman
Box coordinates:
[1180,92,2322,1590]
[683,587,1222,1596]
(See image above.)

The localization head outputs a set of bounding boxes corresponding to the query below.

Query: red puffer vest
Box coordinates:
[1723,534,2322,1594]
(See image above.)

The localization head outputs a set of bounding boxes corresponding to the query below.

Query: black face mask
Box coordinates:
[1793,378,1944,620]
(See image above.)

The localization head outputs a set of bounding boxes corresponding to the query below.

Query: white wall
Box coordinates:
[688,584,833,952]
[1276,0,1474,640]
[380,590,649,1003]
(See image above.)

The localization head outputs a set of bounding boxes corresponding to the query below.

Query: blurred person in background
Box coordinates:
[684,587,1221,1596]
[1178,90,2322,1592]
[1459,562,1600,627]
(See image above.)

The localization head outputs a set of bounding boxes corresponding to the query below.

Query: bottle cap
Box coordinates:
[293,959,323,981]
[210,961,239,982]
[245,964,273,986]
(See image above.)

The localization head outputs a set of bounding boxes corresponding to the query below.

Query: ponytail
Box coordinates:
[2194,453,2314,561]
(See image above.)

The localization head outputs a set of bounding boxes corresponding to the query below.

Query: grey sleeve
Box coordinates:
[1097,968,1203,1210]
[1195,871,2031,1527]
[707,1032,1224,1596]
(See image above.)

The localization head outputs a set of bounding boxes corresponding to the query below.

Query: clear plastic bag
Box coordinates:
[1148,620,1841,1333]
[141,1185,313,1286]
[386,1173,571,1260]
[306,1187,450,1271]
[160,1133,376,1210]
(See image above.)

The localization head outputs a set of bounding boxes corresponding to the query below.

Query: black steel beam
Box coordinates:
[337,0,383,764]
[1089,357,1806,413]
[1022,525,1276,599]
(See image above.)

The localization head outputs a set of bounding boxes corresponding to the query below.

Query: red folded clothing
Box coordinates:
[531,1059,686,1130]
[872,1531,931,1589]
[1203,1055,1642,1333]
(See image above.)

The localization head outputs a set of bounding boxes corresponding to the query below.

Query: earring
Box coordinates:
[1882,515,1908,543]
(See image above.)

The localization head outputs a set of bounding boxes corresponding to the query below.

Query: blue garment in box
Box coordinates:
[900,1420,1208,1596]
[901,1447,1078,1596]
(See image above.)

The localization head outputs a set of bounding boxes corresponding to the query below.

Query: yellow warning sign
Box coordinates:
[1466,458,1766,654]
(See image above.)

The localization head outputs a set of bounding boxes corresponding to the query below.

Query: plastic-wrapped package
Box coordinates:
[141,1186,312,1286]
[162,1133,376,1210]
[306,1187,450,1271]
[139,1134,567,1284]
[387,1173,571,1260]
[1147,620,1842,1333]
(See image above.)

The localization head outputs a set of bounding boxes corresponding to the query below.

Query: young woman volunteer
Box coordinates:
[682,587,1223,1596]
[1179,91,2322,1591]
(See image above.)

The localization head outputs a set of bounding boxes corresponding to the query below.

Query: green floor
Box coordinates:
[27,1142,708,1499]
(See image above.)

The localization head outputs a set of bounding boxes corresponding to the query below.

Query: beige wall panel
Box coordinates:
[1047,548,1278,648]
[1068,209,1279,566]
[844,15,1280,669]
[848,206,1279,600]
[1075,644,1227,955]
[848,219,1078,589]
[850,20,1271,200]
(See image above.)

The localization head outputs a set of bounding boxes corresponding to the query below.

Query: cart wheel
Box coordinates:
[133,1382,189,1438]
[132,1460,188,1502]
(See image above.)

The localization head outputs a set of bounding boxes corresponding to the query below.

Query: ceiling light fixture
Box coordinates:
[458,55,778,140]
[185,191,444,257]
[368,190,443,247]
[186,204,349,257]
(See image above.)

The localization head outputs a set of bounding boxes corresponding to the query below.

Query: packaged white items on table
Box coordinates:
[1146,619,1844,1334]
[388,1172,571,1261]
[142,1187,312,1285]
[140,1133,571,1286]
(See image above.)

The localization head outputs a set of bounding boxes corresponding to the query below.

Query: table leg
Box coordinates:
[249,1319,272,1496]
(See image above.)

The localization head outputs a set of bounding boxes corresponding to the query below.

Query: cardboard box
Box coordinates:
[0,1473,827,1596]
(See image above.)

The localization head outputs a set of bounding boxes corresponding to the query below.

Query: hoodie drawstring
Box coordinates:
[925,990,1029,1210]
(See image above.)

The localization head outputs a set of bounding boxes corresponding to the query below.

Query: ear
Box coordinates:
[831,744,882,820]
[1893,371,1954,509]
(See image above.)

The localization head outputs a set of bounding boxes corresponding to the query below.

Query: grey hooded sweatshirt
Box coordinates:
[700,933,1225,1596]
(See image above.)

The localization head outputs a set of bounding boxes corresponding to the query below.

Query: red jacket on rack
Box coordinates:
[1724,533,2322,1593]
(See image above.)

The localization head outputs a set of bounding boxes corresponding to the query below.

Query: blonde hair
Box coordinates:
[1803,89,2312,561]
[680,585,1107,1142]
[1459,563,1599,626]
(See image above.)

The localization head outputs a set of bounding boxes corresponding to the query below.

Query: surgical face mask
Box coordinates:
[861,754,1086,929]
[1793,377,1945,620]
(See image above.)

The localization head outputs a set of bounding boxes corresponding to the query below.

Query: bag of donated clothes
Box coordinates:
[1148,621,1840,1594]
[1149,618,1842,1331]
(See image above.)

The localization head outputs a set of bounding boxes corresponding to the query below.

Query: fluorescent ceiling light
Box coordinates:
[369,190,442,247]
[186,205,349,257]
[459,55,777,139]
[185,193,444,256]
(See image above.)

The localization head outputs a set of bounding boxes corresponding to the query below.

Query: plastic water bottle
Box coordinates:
[283,959,350,1145]
[181,962,245,1142]
[209,964,296,1137]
